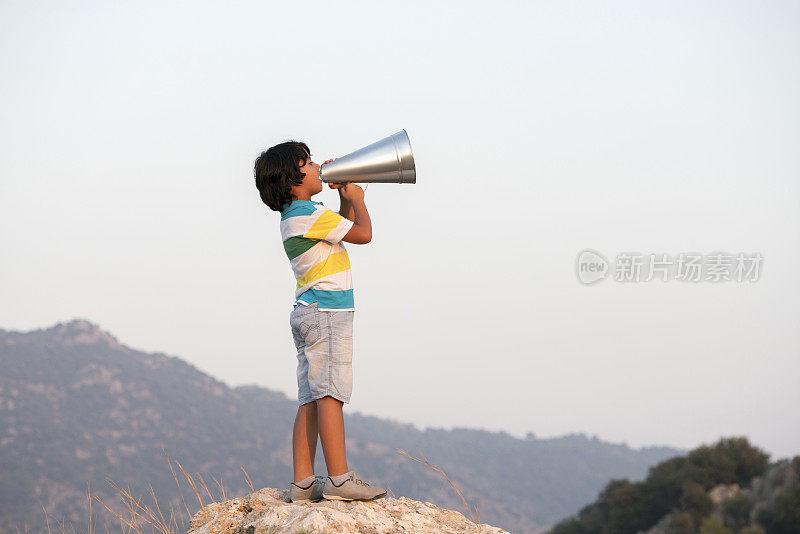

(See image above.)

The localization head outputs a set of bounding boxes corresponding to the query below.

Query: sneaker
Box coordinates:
[322,471,387,501]
[290,475,325,503]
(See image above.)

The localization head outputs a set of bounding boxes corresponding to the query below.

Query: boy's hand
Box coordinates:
[337,183,364,203]
[323,157,363,200]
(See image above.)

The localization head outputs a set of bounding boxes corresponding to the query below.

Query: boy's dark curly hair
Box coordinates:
[253,141,311,212]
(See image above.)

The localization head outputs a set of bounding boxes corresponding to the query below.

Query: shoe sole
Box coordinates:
[322,492,387,502]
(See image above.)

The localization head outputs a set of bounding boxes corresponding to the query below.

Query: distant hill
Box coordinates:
[0,319,682,533]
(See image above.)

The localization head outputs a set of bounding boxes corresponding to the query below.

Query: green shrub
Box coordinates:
[699,515,732,534]
[683,438,769,490]
[765,485,800,534]
[648,456,687,511]
[549,437,770,534]
[680,481,713,524]
[549,517,588,534]
[603,479,657,534]
[667,512,696,534]
[720,492,750,532]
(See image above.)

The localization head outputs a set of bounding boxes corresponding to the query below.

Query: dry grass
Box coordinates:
[27,446,480,533]
[397,448,481,527]
[85,450,255,534]
[36,498,53,534]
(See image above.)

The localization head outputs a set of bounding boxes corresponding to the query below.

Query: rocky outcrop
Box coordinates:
[0,318,125,350]
[187,487,508,534]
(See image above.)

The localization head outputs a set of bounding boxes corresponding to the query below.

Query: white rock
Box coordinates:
[708,483,740,504]
[188,487,508,534]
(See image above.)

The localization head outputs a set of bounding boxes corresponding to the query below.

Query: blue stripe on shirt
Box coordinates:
[281,203,318,220]
[297,288,354,310]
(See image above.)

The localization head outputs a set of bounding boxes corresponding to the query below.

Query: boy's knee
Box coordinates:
[315,395,343,407]
[299,400,318,412]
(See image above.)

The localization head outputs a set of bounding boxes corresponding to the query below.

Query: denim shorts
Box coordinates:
[290,302,354,405]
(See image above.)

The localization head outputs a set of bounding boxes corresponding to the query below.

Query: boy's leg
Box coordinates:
[292,401,318,483]
[316,395,349,476]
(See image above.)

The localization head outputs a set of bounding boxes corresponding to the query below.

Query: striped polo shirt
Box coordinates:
[279,199,355,311]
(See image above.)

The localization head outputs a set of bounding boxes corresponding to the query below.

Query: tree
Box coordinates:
[680,481,713,525]
[765,485,800,534]
[549,517,589,534]
[683,438,769,489]
[548,437,772,534]
[602,479,657,534]
[699,516,732,534]
[720,492,750,532]
[647,457,686,515]
[667,512,696,534]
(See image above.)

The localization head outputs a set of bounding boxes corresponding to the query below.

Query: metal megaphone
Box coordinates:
[320,130,416,184]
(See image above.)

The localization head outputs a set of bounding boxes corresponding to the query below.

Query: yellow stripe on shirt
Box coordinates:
[295,250,351,289]
[303,209,343,241]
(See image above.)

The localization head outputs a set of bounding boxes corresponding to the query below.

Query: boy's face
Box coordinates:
[292,151,323,199]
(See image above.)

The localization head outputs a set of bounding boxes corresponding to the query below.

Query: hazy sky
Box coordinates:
[2,1,798,460]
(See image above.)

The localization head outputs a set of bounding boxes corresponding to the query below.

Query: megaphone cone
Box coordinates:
[320,130,416,184]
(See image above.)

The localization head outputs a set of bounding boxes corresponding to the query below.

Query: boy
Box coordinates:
[253,140,386,503]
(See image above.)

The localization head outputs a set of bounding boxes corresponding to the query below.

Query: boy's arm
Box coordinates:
[327,177,369,244]
[338,193,356,222]
[342,198,371,244]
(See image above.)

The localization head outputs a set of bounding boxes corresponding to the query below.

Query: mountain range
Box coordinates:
[0,319,683,533]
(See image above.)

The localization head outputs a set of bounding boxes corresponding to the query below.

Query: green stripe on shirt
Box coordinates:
[283,235,320,260]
